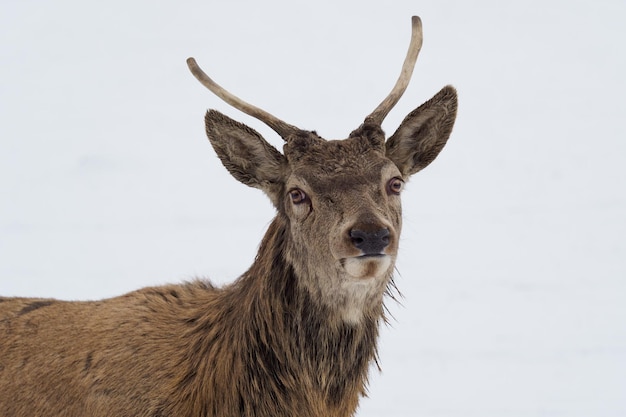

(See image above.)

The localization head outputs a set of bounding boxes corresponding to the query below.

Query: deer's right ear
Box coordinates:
[204,110,286,203]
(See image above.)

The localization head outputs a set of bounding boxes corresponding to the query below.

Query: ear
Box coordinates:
[385,85,458,177]
[204,109,286,204]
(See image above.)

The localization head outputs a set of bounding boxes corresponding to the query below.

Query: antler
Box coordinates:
[364,16,423,126]
[186,57,300,139]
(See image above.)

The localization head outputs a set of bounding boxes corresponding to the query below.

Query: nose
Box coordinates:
[349,227,390,255]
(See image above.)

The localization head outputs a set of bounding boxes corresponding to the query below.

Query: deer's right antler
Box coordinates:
[364,16,423,126]
[186,57,301,140]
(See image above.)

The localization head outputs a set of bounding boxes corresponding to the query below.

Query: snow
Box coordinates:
[1,0,625,415]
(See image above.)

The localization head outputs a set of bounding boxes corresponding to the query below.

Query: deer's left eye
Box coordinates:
[387,177,404,195]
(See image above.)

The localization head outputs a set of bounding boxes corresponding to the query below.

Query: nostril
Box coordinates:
[349,230,366,247]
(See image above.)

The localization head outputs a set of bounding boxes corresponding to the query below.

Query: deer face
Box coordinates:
[282,128,401,281]
[280,131,402,321]
[190,16,458,322]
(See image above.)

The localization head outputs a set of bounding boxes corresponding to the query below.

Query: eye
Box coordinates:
[387,177,404,195]
[289,188,308,205]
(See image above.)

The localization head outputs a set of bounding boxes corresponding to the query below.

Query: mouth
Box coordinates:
[342,254,392,279]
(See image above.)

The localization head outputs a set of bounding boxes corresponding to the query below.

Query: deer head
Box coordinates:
[187,16,457,323]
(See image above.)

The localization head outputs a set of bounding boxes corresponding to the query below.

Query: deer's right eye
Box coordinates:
[289,188,308,205]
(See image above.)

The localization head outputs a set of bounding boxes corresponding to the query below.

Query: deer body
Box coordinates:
[0,17,457,417]
[1,217,377,416]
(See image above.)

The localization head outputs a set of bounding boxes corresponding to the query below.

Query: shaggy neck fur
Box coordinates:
[167,215,383,417]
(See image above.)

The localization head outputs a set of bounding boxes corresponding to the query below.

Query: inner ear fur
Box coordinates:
[204,109,286,203]
[385,85,458,177]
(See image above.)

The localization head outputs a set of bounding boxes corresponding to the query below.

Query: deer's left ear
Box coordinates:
[385,85,458,177]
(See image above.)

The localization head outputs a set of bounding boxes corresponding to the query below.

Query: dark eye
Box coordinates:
[289,188,308,204]
[387,177,404,195]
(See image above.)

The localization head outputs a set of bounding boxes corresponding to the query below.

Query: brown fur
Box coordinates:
[0,28,457,417]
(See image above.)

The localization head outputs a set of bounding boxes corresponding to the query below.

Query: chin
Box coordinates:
[343,255,393,280]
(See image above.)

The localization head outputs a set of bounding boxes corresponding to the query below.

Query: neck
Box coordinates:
[223,215,382,415]
[171,215,386,416]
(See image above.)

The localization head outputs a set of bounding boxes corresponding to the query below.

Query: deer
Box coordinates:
[0,16,457,417]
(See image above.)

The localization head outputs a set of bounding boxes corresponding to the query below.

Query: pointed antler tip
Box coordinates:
[186,57,199,70]
[364,16,424,125]
[186,56,299,140]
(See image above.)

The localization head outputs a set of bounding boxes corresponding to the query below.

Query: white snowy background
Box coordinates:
[1,0,624,416]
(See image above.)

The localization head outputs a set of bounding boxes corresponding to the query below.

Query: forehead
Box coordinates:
[287,137,398,193]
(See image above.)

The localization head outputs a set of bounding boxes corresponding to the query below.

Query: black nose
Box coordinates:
[349,228,390,255]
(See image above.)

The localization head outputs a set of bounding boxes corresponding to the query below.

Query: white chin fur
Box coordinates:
[338,256,392,324]
[343,255,392,280]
